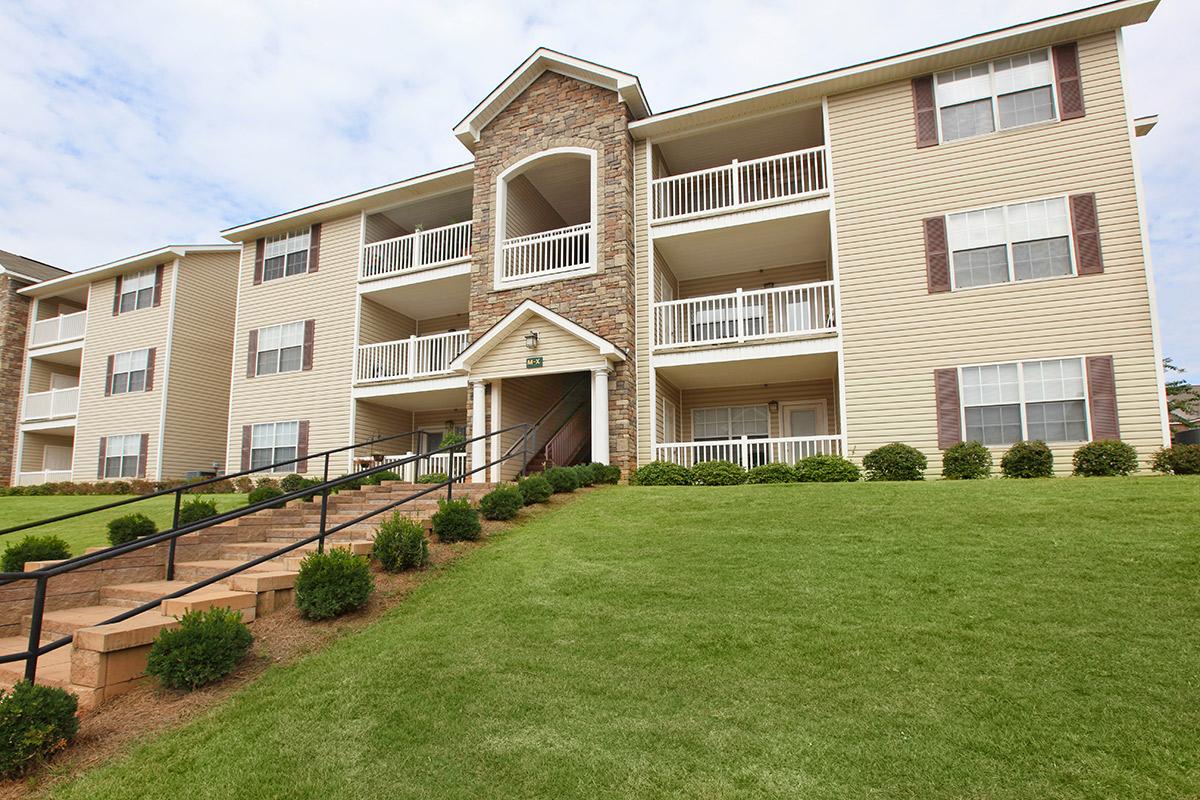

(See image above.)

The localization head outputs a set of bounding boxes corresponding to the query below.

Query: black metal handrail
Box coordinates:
[1,423,534,684]
[503,374,588,470]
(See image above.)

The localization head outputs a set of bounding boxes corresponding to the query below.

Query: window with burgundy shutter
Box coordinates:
[922,217,951,293]
[102,434,143,478]
[932,49,1061,143]
[942,196,1075,291]
[1085,355,1120,440]
[1069,193,1103,274]
[116,268,157,313]
[934,369,962,449]
[1052,42,1085,120]
[911,76,938,148]
[249,421,300,472]
[262,228,312,281]
[957,357,1090,446]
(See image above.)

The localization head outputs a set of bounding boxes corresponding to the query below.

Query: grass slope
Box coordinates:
[52,478,1199,799]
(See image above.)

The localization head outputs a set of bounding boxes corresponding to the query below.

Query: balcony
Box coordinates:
[17,470,73,486]
[355,330,470,384]
[360,221,472,282]
[654,435,845,469]
[22,387,79,421]
[651,146,828,225]
[653,281,836,351]
[30,311,87,348]
[499,222,592,284]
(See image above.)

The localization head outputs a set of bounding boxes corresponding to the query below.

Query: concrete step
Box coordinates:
[24,605,137,637]
[101,580,226,607]
[220,539,373,565]
[173,559,277,582]
[0,635,74,690]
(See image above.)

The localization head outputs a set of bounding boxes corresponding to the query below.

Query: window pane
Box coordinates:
[940,99,995,141]
[953,245,1009,289]
[965,404,1023,445]
[119,293,135,313]
[998,86,1055,129]
[961,364,1019,406]
[136,286,153,309]
[250,448,274,470]
[274,421,299,447]
[1023,358,1085,403]
[258,325,281,351]
[122,455,139,477]
[935,63,991,105]
[251,424,274,448]
[128,371,146,392]
[285,250,308,276]
[281,322,305,347]
[263,256,285,281]
[278,346,303,373]
[272,446,297,472]
[1007,198,1069,242]
[993,50,1053,95]
[1013,237,1071,280]
[105,456,122,478]
[256,351,278,375]
[1026,399,1088,442]
[111,374,128,395]
[948,207,1006,250]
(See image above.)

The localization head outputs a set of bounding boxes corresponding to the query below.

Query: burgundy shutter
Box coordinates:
[923,217,952,293]
[145,347,157,391]
[1052,42,1085,120]
[137,434,148,479]
[240,425,252,471]
[246,329,258,378]
[104,355,114,396]
[911,75,939,148]
[934,368,963,449]
[308,223,321,273]
[253,238,265,285]
[152,264,165,307]
[1070,193,1103,275]
[97,437,107,479]
[296,420,310,473]
[302,320,315,371]
[112,275,123,316]
[1086,355,1120,440]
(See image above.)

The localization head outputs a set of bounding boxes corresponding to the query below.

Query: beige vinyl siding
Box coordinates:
[655,373,682,444]
[160,252,239,477]
[678,379,839,441]
[359,297,415,345]
[634,139,654,464]
[25,360,79,394]
[653,249,677,302]
[676,261,829,299]
[417,313,470,336]
[32,297,83,323]
[828,31,1163,473]
[353,400,416,457]
[470,312,606,379]
[19,432,74,472]
[363,213,406,245]
[414,408,467,433]
[226,214,362,476]
[504,174,567,239]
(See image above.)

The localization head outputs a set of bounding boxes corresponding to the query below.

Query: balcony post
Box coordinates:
[470,380,487,484]
[413,229,423,270]
[735,288,744,343]
[406,335,417,377]
[591,367,610,465]
[731,159,740,207]
[740,435,749,469]
[489,379,503,482]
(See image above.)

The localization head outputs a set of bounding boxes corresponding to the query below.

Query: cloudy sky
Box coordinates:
[1,0,1195,371]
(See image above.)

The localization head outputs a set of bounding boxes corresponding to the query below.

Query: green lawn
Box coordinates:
[52,478,1200,799]
[0,494,247,556]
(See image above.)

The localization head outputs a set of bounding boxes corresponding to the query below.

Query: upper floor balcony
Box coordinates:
[653,281,837,352]
[500,222,592,283]
[360,220,473,282]
[30,310,87,350]
[22,386,79,422]
[355,330,470,385]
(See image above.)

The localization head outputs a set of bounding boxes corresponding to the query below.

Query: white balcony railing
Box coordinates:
[355,330,470,383]
[653,281,836,350]
[22,387,80,421]
[18,470,73,486]
[655,435,844,469]
[500,222,591,282]
[651,145,828,223]
[376,451,468,482]
[30,311,87,348]
[360,221,472,281]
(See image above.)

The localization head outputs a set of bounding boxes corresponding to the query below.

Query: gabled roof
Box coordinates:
[0,250,68,284]
[19,244,240,297]
[451,299,626,372]
[453,48,651,150]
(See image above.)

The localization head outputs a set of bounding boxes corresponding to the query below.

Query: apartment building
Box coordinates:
[11,245,240,484]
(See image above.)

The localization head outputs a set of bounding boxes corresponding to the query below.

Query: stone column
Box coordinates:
[591,367,610,465]
[470,380,487,483]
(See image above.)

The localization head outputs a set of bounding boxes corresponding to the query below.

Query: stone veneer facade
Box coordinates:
[0,275,30,486]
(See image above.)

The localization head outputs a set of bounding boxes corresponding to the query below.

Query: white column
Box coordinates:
[489,378,503,482]
[591,367,610,465]
[470,380,487,483]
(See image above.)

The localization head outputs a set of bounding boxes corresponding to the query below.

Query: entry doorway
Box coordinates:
[780,400,828,437]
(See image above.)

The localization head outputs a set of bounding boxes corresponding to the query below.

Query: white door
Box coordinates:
[43,445,72,471]
[49,373,78,390]
[661,399,678,444]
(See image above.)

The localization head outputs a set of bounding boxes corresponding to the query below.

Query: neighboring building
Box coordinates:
[12,245,240,484]
[1,251,69,485]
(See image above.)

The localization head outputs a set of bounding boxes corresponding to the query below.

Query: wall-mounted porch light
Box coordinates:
[524,330,540,350]
[768,400,779,413]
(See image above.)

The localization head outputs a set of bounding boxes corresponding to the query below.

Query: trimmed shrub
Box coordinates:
[254,476,280,490]
[1,535,71,573]
[479,484,523,520]
[1000,440,1054,479]
[106,513,157,546]
[247,484,286,509]
[440,430,466,448]
[233,477,254,493]
[177,498,219,526]
[280,473,310,493]
[941,441,992,480]
[571,464,596,487]
[746,463,799,484]
[632,461,692,486]
[589,463,621,484]
[690,460,746,486]
[431,499,482,543]
[1152,443,1200,475]
[795,454,860,483]
[364,470,401,486]
[295,548,374,620]
[145,608,253,690]
[1073,440,1139,477]
[862,443,927,481]
[0,681,78,778]
[517,474,553,505]
[417,472,448,484]
[543,466,579,494]
[372,514,428,572]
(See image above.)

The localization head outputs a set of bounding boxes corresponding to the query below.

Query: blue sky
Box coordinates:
[0,0,1195,373]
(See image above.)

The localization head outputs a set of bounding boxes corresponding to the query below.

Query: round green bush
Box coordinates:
[145,608,253,690]
[632,461,693,486]
[479,484,524,520]
[247,484,286,509]
[1152,443,1200,475]
[372,513,428,572]
[862,443,927,481]
[795,454,861,483]
[1,535,71,573]
[417,472,448,484]
[571,464,596,487]
[1072,440,1138,477]
[106,512,158,546]
[0,681,78,778]
[431,498,482,543]
[364,470,402,486]
[295,548,375,620]
[941,441,993,480]
[588,463,621,484]
[516,474,553,505]
[690,460,746,485]
[746,463,799,484]
[279,473,310,493]
[439,430,466,448]
[542,466,579,493]
[1000,440,1054,478]
[177,498,219,527]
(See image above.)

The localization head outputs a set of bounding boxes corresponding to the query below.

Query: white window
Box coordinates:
[104,434,142,478]
[692,405,769,441]
[946,197,1073,290]
[960,357,1088,446]
[118,268,157,313]
[250,421,299,472]
[110,348,150,394]
[256,321,305,376]
[263,228,311,281]
[935,49,1056,142]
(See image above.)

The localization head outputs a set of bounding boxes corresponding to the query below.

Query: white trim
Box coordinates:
[690,403,771,441]
[351,373,468,400]
[780,400,830,437]
[651,334,839,370]
[155,258,181,480]
[19,244,239,298]
[489,378,502,481]
[822,96,850,456]
[358,258,471,293]
[224,242,247,475]
[644,141,657,465]
[956,355,1093,445]
[1133,114,1157,137]
[943,193,1077,292]
[650,194,831,240]
[348,211,367,472]
[660,396,678,444]
[450,299,626,371]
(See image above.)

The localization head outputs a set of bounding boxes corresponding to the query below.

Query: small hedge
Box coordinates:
[690,460,746,486]
[632,461,692,486]
[1073,440,1138,477]
[279,473,310,493]
[795,454,860,483]
[145,608,253,690]
[2,535,71,573]
[431,499,482,543]
[0,479,243,497]
[543,466,579,494]
[746,463,798,484]
[106,512,157,546]
[364,470,401,486]
[479,484,523,520]
[588,463,621,484]
[417,472,448,484]
[517,475,553,505]
[372,513,428,572]
[0,681,78,778]
[1152,443,1200,475]
[295,548,374,620]
[177,498,219,526]
[942,441,992,480]
[247,484,286,509]
[862,443,927,481]
[571,464,596,487]
[1001,440,1054,478]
